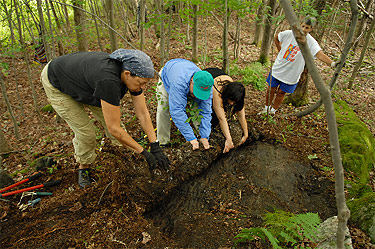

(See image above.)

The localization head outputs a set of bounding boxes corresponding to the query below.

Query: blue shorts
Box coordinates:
[266,72,297,94]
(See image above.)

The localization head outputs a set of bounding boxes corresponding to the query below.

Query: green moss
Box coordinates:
[334,100,375,185]
[347,192,375,242]
[41,104,54,113]
[346,181,373,199]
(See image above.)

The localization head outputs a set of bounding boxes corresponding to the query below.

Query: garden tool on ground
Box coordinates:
[18,198,42,211]
[0,179,62,198]
[0,172,42,193]
[17,192,53,211]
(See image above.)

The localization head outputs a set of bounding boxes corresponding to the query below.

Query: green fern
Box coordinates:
[234,211,321,248]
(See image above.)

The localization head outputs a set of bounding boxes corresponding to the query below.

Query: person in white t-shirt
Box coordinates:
[259,17,336,115]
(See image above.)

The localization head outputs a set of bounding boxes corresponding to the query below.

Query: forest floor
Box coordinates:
[1,15,375,249]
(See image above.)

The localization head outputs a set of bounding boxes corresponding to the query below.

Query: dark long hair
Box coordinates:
[218,80,245,113]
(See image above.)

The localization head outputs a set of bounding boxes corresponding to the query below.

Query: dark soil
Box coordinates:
[1,13,375,249]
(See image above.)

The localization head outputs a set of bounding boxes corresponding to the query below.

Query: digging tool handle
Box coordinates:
[0,172,42,193]
[28,172,43,181]
[43,180,62,188]
[0,179,62,197]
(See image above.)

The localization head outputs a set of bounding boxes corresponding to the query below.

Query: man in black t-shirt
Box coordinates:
[41,49,169,188]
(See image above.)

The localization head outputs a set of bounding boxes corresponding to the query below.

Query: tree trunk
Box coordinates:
[49,0,65,55]
[253,0,265,47]
[258,0,276,64]
[348,9,375,89]
[107,0,117,51]
[203,8,208,68]
[280,1,350,248]
[26,11,36,45]
[295,0,359,117]
[73,0,88,51]
[222,0,229,73]
[0,72,20,140]
[313,0,327,42]
[158,0,166,66]
[192,4,198,63]
[352,0,374,53]
[139,0,146,50]
[118,0,133,41]
[63,2,71,32]
[36,0,52,61]
[234,14,241,60]
[88,0,104,51]
[284,67,309,107]
[165,8,173,60]
[1,0,24,116]
[15,0,41,120]
[45,0,57,59]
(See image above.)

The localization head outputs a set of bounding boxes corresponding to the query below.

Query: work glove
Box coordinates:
[150,141,170,170]
[141,149,157,171]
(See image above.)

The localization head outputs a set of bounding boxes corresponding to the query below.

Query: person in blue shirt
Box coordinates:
[156,59,214,150]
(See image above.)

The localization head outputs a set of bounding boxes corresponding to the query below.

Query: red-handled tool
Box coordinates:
[0,172,42,193]
[0,180,62,198]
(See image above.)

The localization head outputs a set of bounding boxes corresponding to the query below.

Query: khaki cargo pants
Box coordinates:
[41,63,121,164]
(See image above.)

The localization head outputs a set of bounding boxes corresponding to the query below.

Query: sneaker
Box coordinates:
[269,107,277,115]
[258,106,276,115]
[78,169,92,188]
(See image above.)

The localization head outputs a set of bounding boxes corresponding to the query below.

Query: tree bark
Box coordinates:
[15,0,41,120]
[1,0,24,116]
[165,5,173,61]
[158,0,166,66]
[36,0,52,61]
[234,14,241,60]
[313,0,327,42]
[107,0,117,51]
[49,0,65,55]
[253,0,265,46]
[88,0,104,51]
[258,0,276,64]
[348,9,375,89]
[280,1,349,248]
[0,72,20,140]
[72,0,88,51]
[222,0,229,73]
[139,0,146,50]
[192,4,198,63]
[63,2,71,31]
[352,0,374,53]
[284,67,309,107]
[45,0,57,58]
[295,0,359,117]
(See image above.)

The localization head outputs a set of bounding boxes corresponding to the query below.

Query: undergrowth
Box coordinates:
[234,210,321,248]
[230,62,267,90]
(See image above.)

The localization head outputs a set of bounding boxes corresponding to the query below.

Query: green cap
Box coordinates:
[192,71,214,100]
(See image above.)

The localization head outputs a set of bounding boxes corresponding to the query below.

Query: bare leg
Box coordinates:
[265,86,278,106]
[272,88,287,110]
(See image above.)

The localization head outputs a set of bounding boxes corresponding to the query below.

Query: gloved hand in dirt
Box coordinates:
[141,149,157,171]
[150,141,170,170]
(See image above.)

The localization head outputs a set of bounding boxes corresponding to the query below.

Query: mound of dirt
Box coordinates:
[0,124,337,248]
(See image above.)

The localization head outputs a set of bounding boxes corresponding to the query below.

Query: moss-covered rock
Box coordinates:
[347,192,375,242]
[334,100,375,185]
